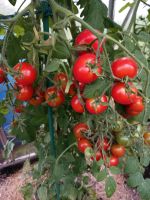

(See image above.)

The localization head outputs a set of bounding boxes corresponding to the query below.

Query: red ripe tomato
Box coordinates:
[85,95,108,114]
[77,138,92,153]
[0,68,5,83]
[68,83,77,96]
[96,137,110,151]
[71,95,84,113]
[143,132,150,145]
[111,144,126,157]
[95,151,103,161]
[126,96,144,114]
[73,123,89,140]
[16,85,33,101]
[29,88,45,106]
[111,57,138,79]
[54,72,68,92]
[73,53,102,84]
[14,104,25,113]
[13,62,37,86]
[45,86,65,107]
[109,156,119,167]
[75,29,104,54]
[111,82,137,105]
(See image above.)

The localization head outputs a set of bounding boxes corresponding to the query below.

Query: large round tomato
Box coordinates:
[16,85,33,101]
[13,62,37,86]
[45,86,65,107]
[109,156,119,167]
[111,57,138,79]
[73,53,102,84]
[75,29,104,54]
[126,96,144,114]
[96,137,110,151]
[0,68,5,83]
[111,144,126,157]
[54,72,68,92]
[77,138,92,153]
[143,132,150,145]
[85,95,108,114]
[73,123,89,140]
[111,82,137,105]
[71,95,84,113]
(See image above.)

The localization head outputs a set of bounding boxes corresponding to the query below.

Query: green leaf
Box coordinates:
[3,139,15,159]
[124,156,140,174]
[127,172,144,188]
[119,2,134,13]
[137,31,150,42]
[81,0,108,31]
[140,151,150,167]
[52,39,70,59]
[8,0,17,6]
[45,59,61,72]
[21,183,33,200]
[110,166,121,175]
[137,179,150,200]
[95,168,107,181]
[37,186,48,200]
[105,176,116,198]
[0,113,6,126]
[14,25,25,38]
[83,78,111,98]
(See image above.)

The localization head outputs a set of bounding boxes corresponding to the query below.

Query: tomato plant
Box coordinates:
[77,138,92,153]
[54,72,68,92]
[71,95,84,113]
[73,122,89,140]
[109,156,119,167]
[15,85,34,101]
[73,53,102,84]
[111,144,126,157]
[0,68,5,83]
[143,132,150,145]
[96,137,110,151]
[111,57,138,79]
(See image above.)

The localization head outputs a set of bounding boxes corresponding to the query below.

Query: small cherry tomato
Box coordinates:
[111,82,137,105]
[96,137,110,151]
[111,57,138,79]
[73,53,102,84]
[77,138,92,153]
[16,85,33,101]
[109,156,119,166]
[13,62,37,86]
[85,95,108,114]
[111,144,126,157]
[54,72,68,92]
[45,86,65,107]
[29,88,45,106]
[0,68,5,83]
[75,29,104,54]
[71,95,84,113]
[143,132,150,145]
[68,83,77,96]
[116,135,131,147]
[73,123,89,140]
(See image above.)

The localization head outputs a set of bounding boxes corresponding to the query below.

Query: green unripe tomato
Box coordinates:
[116,135,132,147]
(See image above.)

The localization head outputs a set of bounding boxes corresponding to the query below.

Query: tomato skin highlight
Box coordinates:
[0,68,5,83]
[77,138,92,153]
[13,62,37,86]
[45,86,65,107]
[73,53,102,84]
[111,57,138,79]
[75,29,104,54]
[54,72,68,92]
[111,144,126,157]
[85,95,108,114]
[71,95,84,113]
[16,85,33,101]
[73,123,89,140]
[111,82,137,105]
[143,132,150,145]
[109,156,119,166]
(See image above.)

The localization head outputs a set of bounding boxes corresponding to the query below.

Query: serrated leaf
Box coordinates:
[81,0,108,31]
[137,179,150,200]
[105,176,116,198]
[95,168,107,181]
[124,156,140,174]
[83,78,111,98]
[8,0,17,6]
[37,186,48,200]
[127,172,144,188]
[110,166,121,175]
